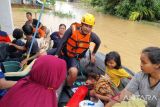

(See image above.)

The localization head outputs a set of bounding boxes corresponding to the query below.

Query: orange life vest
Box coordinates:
[66,23,90,58]
[33,28,46,38]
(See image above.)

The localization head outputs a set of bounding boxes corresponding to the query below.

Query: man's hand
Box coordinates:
[21,58,28,67]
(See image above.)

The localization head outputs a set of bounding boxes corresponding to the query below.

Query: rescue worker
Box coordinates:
[55,13,101,86]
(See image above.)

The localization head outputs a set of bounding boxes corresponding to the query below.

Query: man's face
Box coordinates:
[81,23,93,35]
[26,14,32,21]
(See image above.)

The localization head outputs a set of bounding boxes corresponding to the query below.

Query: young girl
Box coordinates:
[104,51,131,88]
[105,47,160,107]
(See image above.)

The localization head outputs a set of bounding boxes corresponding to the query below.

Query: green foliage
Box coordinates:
[81,0,91,3]
[153,0,160,19]
[49,0,55,5]
[53,11,75,18]
[90,0,103,7]
[90,0,160,21]
[115,0,131,17]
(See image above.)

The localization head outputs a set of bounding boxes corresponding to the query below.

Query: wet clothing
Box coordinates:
[126,72,160,107]
[0,30,11,42]
[106,68,131,87]
[0,55,67,107]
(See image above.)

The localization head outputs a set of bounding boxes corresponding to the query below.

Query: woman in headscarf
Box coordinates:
[0,55,67,107]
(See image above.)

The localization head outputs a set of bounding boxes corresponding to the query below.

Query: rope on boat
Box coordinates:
[27,0,46,59]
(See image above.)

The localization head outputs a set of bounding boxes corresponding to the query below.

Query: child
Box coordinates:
[9,25,39,65]
[104,51,131,88]
[85,63,114,104]
[7,28,25,61]
[105,47,160,107]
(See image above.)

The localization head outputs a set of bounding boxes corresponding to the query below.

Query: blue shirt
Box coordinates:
[8,39,25,58]
[0,70,7,97]
[0,30,8,37]
[50,32,62,48]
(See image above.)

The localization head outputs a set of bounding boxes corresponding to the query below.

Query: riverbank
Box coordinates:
[11,4,52,10]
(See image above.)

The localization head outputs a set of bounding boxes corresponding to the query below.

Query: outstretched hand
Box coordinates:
[20,59,28,67]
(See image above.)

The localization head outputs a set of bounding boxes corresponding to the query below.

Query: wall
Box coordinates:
[0,0,14,34]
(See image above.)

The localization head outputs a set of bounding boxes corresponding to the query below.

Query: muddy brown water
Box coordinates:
[12,1,160,72]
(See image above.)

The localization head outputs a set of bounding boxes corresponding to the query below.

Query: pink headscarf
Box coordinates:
[0,55,66,107]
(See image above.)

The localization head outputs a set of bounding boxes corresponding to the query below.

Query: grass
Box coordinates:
[20,6,50,14]
[53,11,75,18]
[19,5,75,18]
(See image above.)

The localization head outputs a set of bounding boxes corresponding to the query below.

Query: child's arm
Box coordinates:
[89,89,112,102]
[10,43,26,51]
[95,93,112,102]
[105,88,133,107]
[21,49,46,66]
[0,78,17,89]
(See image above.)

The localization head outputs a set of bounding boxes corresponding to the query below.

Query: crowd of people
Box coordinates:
[0,12,159,107]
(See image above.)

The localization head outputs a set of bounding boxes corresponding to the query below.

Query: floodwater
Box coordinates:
[12,1,160,72]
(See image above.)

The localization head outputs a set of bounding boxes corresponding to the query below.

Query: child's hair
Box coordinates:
[142,47,160,64]
[104,51,122,69]
[22,24,33,36]
[13,28,23,39]
[85,63,102,81]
